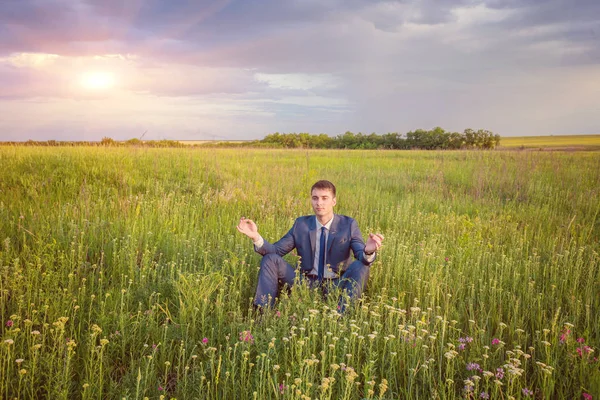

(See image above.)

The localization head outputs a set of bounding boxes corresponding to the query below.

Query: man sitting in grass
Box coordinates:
[236,180,384,313]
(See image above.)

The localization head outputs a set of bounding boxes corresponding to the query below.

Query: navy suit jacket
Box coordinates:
[255,214,375,274]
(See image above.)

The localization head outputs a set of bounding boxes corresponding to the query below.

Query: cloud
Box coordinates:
[0,0,598,140]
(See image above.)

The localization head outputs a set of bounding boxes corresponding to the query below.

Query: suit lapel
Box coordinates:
[326,214,339,254]
[308,216,317,268]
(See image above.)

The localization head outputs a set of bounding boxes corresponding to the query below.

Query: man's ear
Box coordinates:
[332,197,337,207]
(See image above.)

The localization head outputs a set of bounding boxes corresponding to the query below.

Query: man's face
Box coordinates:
[311,188,336,219]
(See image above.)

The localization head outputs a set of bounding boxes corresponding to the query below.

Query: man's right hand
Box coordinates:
[236,217,260,241]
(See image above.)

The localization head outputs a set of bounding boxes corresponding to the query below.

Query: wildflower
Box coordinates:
[202,337,208,344]
[577,346,593,357]
[480,392,490,399]
[16,359,24,364]
[31,330,40,336]
[19,369,27,375]
[466,362,481,372]
[345,367,358,383]
[560,329,570,343]
[6,320,13,328]
[100,339,109,346]
[577,337,585,343]
[491,338,501,345]
[444,350,458,359]
[239,330,254,344]
[483,371,494,378]
[458,344,466,351]
[583,393,592,400]
[158,386,164,391]
[495,367,504,380]
[522,388,533,397]
[279,383,286,394]
[275,311,281,318]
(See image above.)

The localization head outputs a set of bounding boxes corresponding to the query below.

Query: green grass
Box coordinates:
[499,134,600,150]
[0,147,599,399]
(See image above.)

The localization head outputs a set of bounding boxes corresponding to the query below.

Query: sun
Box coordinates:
[80,71,115,90]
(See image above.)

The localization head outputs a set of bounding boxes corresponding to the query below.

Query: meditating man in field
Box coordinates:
[236,180,384,312]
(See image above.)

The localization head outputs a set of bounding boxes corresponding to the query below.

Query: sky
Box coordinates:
[0,0,599,141]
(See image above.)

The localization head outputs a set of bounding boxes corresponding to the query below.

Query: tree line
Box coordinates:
[259,128,500,149]
[1,127,501,149]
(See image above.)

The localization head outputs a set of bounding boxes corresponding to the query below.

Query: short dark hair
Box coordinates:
[311,180,336,197]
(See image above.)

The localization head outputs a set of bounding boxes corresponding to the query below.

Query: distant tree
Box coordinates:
[101,137,116,146]
[126,138,143,146]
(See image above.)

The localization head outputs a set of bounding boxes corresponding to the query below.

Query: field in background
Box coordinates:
[499,134,600,150]
[0,148,599,399]
[178,140,250,145]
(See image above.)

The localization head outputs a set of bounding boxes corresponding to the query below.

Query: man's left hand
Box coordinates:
[365,233,384,255]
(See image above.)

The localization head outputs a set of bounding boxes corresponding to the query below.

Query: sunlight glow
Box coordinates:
[80,71,115,90]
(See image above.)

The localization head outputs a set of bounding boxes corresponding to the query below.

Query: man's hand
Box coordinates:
[365,233,384,255]
[236,217,260,241]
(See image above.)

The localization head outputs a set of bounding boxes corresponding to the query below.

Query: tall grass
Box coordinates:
[0,147,598,399]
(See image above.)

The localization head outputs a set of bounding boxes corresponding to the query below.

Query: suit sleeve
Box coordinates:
[350,218,376,266]
[254,220,297,257]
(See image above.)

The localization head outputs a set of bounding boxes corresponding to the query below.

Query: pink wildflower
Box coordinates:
[495,367,504,380]
[158,386,163,391]
[583,393,592,400]
[491,338,500,345]
[5,320,13,328]
[239,330,254,344]
[560,329,570,343]
[577,346,592,358]
[466,362,481,372]
[577,337,585,343]
[522,388,533,397]
[202,337,208,344]
[279,383,287,394]
[458,344,466,351]
[275,311,281,318]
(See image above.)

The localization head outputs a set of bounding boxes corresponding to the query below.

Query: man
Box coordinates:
[236,180,384,312]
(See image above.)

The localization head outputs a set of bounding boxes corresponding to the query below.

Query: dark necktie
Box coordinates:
[318,226,326,281]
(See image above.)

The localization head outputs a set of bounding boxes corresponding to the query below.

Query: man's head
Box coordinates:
[311,180,337,221]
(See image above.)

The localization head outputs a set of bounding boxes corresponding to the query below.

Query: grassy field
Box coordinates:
[0,147,599,399]
[499,135,600,150]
